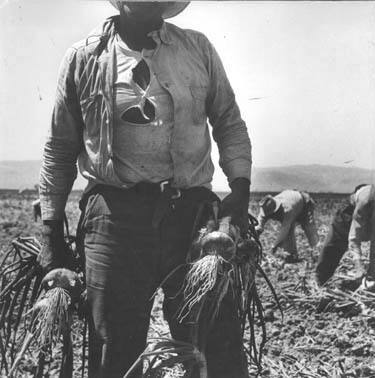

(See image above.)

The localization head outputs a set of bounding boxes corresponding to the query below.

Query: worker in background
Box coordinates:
[256,190,318,262]
[316,184,375,291]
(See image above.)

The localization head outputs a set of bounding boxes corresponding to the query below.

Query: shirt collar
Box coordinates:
[160,22,173,45]
[147,22,172,45]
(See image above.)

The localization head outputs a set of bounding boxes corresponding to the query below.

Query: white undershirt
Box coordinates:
[112,34,175,184]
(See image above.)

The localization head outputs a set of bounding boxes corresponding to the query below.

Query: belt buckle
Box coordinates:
[160,180,170,193]
[171,189,181,199]
[159,180,181,199]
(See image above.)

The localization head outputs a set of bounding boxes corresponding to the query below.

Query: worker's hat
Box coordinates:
[108,1,190,19]
[259,195,282,216]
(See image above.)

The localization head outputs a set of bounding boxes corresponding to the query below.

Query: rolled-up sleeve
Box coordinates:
[204,37,252,184]
[39,47,84,220]
[349,198,370,248]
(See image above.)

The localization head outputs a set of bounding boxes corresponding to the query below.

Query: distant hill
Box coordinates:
[0,161,86,191]
[252,164,375,193]
[0,160,374,193]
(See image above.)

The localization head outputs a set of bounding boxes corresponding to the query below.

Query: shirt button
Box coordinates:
[106,120,109,125]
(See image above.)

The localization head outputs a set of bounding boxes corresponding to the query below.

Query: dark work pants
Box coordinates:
[316,202,354,285]
[80,185,248,378]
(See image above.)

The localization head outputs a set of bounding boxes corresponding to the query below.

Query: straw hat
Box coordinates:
[259,195,282,216]
[162,2,190,19]
[108,1,190,19]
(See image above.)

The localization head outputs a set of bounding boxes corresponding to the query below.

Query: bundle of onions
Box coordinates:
[9,268,83,377]
[127,207,279,377]
[177,214,279,371]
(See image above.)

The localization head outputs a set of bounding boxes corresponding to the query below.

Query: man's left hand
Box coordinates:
[255,225,264,236]
[220,177,250,235]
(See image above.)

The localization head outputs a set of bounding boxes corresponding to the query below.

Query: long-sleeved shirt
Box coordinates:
[40,16,252,220]
[257,190,305,248]
[349,184,375,250]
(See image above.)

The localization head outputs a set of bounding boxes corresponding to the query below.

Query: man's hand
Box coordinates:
[255,225,263,236]
[32,199,41,222]
[220,177,250,235]
[37,220,67,273]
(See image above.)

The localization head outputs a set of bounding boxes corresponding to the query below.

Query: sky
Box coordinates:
[1,0,375,189]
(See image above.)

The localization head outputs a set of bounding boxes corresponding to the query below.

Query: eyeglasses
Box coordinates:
[121,59,156,124]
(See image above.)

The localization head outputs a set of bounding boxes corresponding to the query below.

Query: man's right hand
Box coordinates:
[37,220,67,273]
[255,225,263,236]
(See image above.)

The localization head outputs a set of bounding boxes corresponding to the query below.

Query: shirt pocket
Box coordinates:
[189,85,208,125]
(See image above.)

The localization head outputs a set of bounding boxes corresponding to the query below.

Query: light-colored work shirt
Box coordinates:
[39,17,252,220]
[258,190,305,247]
[349,184,375,251]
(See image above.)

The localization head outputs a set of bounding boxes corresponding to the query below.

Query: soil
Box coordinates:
[1,192,375,377]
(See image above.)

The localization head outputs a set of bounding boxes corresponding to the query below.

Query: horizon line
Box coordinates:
[0,159,373,171]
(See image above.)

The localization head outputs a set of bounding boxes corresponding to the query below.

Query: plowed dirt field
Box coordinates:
[1,192,374,377]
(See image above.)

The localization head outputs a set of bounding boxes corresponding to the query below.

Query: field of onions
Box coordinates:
[1,191,375,377]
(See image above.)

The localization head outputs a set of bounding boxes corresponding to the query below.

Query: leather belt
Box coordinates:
[134,180,181,199]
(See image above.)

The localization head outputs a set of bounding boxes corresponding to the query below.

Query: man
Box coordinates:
[256,190,318,262]
[316,184,375,290]
[38,2,252,377]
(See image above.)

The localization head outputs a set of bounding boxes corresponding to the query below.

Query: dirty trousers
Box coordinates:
[315,202,353,285]
[80,185,248,378]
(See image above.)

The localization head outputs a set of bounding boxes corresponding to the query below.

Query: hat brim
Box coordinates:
[162,2,190,19]
[273,198,282,212]
[108,1,190,19]
[260,195,282,216]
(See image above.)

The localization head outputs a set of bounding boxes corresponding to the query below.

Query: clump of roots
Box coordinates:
[9,287,72,377]
[30,287,71,347]
[178,254,231,322]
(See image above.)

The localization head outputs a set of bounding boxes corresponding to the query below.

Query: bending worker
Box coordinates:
[256,190,318,262]
[316,184,375,291]
[38,2,252,377]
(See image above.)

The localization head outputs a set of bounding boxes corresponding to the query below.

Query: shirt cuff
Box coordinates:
[223,159,251,184]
